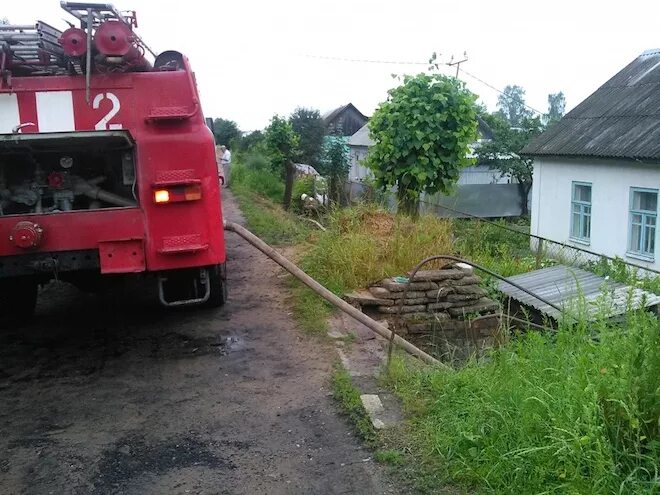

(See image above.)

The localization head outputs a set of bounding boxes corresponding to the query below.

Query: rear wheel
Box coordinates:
[0,277,38,326]
[205,263,227,308]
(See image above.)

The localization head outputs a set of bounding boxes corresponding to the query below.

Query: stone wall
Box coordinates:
[344,263,502,361]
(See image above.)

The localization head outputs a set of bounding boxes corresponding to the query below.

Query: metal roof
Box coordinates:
[322,103,368,124]
[522,49,660,161]
[498,265,660,320]
[348,123,371,147]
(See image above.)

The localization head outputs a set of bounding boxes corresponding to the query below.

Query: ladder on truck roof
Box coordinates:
[0,22,66,78]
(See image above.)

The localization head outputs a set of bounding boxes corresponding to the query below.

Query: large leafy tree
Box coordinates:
[264,115,300,210]
[212,118,241,148]
[366,73,478,216]
[545,91,566,126]
[497,85,533,127]
[289,107,325,167]
[476,112,543,215]
[319,136,350,204]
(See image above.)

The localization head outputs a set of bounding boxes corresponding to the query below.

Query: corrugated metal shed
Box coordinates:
[498,265,660,320]
[522,49,660,160]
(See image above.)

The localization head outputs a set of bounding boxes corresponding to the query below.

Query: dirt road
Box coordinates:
[0,191,396,495]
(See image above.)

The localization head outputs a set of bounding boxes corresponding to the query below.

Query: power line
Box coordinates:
[298,53,428,66]
[458,67,546,116]
[299,52,547,116]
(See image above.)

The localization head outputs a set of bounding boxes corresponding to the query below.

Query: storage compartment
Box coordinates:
[0,130,137,216]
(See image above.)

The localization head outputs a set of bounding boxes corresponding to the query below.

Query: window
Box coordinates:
[570,182,592,242]
[628,188,657,258]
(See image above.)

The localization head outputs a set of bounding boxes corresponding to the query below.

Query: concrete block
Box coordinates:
[381,279,434,292]
[409,269,465,281]
[378,304,427,314]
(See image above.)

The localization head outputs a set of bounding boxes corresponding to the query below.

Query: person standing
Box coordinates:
[220,145,231,186]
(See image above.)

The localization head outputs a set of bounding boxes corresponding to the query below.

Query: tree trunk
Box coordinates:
[329,175,345,205]
[283,161,295,211]
[397,187,419,218]
[518,181,532,216]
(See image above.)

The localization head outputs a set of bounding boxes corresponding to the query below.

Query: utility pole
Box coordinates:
[447,51,468,78]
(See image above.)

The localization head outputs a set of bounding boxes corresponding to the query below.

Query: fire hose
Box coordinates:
[223,221,445,368]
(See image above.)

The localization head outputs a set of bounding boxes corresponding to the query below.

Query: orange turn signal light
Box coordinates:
[183,184,202,201]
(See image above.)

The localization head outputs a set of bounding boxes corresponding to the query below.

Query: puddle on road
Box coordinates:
[149,333,246,359]
[221,336,244,352]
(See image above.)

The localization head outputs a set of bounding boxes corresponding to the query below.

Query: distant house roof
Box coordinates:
[348,115,494,148]
[522,49,660,161]
[322,103,369,137]
[322,103,367,122]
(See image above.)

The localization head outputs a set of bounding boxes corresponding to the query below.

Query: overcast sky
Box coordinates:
[5,0,660,131]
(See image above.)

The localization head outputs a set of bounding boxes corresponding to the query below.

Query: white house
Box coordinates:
[523,49,660,271]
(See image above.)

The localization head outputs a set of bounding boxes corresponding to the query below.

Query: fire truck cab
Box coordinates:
[0,3,227,318]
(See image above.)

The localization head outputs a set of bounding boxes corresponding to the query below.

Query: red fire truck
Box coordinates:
[0,2,226,316]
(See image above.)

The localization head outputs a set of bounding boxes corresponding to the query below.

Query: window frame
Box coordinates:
[569,181,592,244]
[627,187,657,261]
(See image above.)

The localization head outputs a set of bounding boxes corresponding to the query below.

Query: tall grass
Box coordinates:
[452,218,550,277]
[384,310,660,494]
[301,204,454,293]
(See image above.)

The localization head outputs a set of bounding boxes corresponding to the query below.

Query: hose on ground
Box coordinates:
[223,220,445,368]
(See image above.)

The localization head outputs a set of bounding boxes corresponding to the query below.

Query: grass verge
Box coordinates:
[331,365,377,445]
[383,310,660,494]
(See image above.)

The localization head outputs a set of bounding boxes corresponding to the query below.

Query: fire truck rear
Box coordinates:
[0,2,227,318]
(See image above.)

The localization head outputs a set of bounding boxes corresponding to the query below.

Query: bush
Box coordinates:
[385,310,660,494]
[245,152,270,172]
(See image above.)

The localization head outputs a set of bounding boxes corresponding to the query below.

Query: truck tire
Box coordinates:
[205,263,227,308]
[0,278,38,326]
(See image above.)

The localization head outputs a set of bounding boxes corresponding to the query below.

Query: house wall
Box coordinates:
[531,157,660,271]
[349,146,371,181]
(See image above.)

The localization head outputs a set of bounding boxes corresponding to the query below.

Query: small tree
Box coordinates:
[289,107,325,167]
[366,73,478,216]
[545,91,566,126]
[497,85,533,127]
[264,115,300,210]
[476,113,543,215]
[319,136,350,204]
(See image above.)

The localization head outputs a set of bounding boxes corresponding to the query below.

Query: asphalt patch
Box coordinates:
[93,433,233,494]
